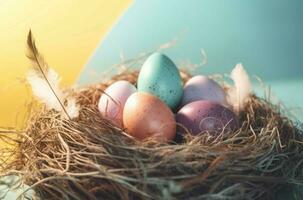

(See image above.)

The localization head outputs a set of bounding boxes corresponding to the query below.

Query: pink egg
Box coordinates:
[98,80,136,127]
[176,100,238,136]
[181,75,227,106]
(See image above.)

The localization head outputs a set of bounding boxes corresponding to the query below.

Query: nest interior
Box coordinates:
[2,71,303,200]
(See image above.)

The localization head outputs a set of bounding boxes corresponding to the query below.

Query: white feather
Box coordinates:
[27,68,80,119]
[65,98,80,119]
[27,68,65,111]
[227,63,252,112]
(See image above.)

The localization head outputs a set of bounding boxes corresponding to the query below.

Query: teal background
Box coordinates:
[79,0,303,120]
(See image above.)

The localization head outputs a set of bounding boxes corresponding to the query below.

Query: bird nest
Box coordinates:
[1,70,303,200]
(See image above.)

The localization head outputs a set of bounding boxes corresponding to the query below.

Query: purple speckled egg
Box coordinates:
[181,75,227,107]
[176,100,238,136]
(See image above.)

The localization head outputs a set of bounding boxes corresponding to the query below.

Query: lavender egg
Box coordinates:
[176,100,238,136]
[181,75,227,106]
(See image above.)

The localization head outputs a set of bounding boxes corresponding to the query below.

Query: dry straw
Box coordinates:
[1,34,303,200]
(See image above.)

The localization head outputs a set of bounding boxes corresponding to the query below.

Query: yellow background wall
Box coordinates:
[0,0,131,127]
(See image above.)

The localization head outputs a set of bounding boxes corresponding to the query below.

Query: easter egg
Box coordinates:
[98,80,136,127]
[176,100,238,136]
[137,52,183,109]
[181,75,227,106]
[123,92,176,142]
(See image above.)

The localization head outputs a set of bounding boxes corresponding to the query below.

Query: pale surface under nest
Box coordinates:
[2,71,303,200]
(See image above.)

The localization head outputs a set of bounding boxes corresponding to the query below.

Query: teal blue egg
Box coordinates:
[137,52,183,109]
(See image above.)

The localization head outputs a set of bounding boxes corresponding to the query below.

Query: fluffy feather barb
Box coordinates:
[227,63,252,112]
[65,98,80,119]
[27,65,80,119]
[27,69,64,111]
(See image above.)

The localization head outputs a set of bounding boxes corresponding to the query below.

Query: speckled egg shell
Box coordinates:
[123,92,176,142]
[137,52,183,109]
[176,100,238,136]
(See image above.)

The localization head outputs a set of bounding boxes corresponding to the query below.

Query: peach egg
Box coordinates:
[123,92,176,142]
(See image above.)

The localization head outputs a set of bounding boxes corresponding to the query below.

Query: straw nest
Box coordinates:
[2,70,303,200]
